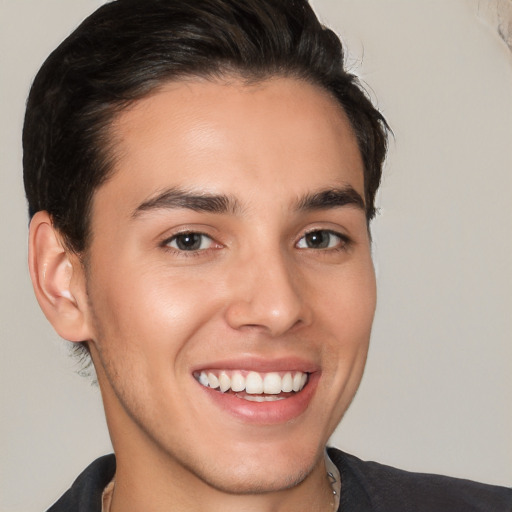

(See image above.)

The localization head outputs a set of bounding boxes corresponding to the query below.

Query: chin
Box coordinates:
[178,440,323,495]
[195,459,315,495]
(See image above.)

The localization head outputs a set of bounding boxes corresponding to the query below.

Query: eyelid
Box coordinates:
[158,223,218,244]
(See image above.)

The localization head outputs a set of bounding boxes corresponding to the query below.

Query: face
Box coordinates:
[82,77,376,494]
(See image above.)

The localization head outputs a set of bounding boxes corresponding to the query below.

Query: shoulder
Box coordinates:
[328,448,512,512]
[46,454,116,512]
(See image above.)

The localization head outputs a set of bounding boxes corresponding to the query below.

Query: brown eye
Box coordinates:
[167,233,213,251]
[297,230,344,250]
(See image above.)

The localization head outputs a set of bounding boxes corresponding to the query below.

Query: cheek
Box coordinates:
[312,261,376,381]
[315,260,376,337]
[87,262,227,361]
[86,266,228,419]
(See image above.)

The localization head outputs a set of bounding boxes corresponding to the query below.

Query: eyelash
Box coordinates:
[161,229,350,256]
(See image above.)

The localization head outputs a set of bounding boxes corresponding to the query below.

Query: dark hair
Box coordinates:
[23,0,389,255]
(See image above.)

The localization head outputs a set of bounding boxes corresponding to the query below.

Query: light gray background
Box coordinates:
[1,1,511,511]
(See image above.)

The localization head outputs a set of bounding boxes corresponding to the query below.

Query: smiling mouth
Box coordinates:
[194,370,309,402]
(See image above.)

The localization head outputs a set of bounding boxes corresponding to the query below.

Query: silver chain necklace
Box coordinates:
[325,451,341,511]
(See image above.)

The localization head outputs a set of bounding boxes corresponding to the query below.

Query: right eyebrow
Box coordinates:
[131,187,242,218]
[294,186,365,212]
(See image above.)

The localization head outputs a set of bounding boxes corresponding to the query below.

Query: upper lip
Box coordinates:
[190,356,320,374]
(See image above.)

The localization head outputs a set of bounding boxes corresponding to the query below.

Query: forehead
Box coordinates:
[96,77,364,215]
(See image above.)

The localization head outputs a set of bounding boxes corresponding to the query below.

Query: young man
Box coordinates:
[23,0,511,511]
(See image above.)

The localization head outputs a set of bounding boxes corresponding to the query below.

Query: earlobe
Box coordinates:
[28,211,91,342]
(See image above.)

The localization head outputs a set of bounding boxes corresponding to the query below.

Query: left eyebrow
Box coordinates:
[294,186,365,212]
[132,187,242,218]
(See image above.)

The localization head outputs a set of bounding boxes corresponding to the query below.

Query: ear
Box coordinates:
[28,211,92,342]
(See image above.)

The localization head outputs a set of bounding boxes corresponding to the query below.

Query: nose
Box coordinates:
[224,251,312,337]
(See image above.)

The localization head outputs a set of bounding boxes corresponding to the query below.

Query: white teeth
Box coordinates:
[263,372,282,394]
[198,372,209,387]
[245,372,264,394]
[207,372,219,389]
[281,372,293,392]
[292,372,303,392]
[230,371,245,392]
[196,370,309,395]
[218,371,231,392]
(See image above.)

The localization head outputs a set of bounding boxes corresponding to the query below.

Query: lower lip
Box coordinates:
[197,373,320,424]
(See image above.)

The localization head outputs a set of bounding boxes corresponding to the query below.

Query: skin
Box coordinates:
[31,77,376,512]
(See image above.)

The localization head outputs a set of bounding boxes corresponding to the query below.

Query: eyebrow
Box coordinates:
[132,188,241,217]
[294,186,365,212]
